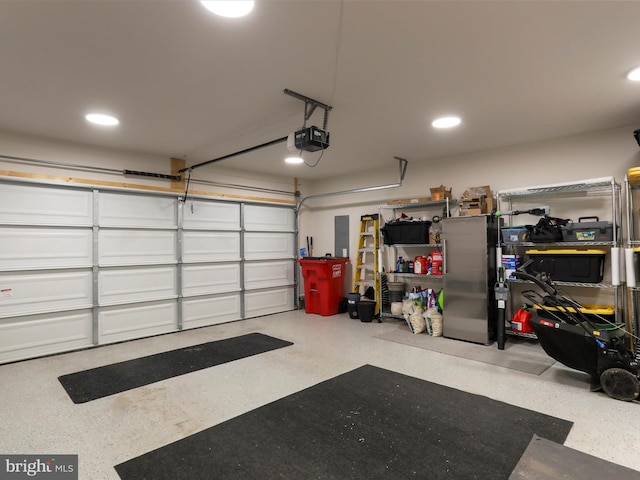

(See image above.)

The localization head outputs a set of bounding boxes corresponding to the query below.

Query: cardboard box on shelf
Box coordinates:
[462,185,492,198]
[460,185,494,215]
[459,207,484,217]
[485,195,495,213]
[429,185,452,201]
[459,196,486,217]
[388,196,431,205]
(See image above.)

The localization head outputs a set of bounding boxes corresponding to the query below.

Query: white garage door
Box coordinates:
[0,180,295,363]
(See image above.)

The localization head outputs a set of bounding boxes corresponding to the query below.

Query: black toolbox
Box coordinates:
[525,249,606,283]
[382,220,431,245]
[561,216,615,242]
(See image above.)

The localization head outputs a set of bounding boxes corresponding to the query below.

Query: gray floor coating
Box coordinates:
[1,310,639,479]
[374,326,556,375]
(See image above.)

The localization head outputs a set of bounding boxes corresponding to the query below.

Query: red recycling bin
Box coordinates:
[298,257,349,316]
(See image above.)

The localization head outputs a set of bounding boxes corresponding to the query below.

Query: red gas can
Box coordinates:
[511,306,533,334]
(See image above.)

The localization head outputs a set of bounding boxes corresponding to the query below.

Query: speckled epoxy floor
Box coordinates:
[1,310,639,479]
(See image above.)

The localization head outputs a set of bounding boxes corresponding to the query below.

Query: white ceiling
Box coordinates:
[1,0,640,181]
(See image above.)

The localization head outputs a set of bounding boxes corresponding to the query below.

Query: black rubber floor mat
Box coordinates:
[59,333,292,404]
[115,364,573,480]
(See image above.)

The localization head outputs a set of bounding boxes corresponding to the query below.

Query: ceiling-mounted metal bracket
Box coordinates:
[284,88,333,130]
[394,156,408,182]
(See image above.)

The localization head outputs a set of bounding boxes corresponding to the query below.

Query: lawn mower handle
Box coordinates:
[512,270,557,296]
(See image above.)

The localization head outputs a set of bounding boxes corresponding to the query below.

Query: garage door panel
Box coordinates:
[0,270,93,318]
[0,310,93,364]
[99,230,177,266]
[99,192,176,228]
[99,300,177,344]
[0,227,92,270]
[244,260,294,290]
[244,232,294,260]
[244,287,294,318]
[0,183,92,226]
[244,205,294,232]
[182,264,240,296]
[182,231,240,262]
[99,266,177,306]
[0,178,297,363]
[182,293,241,329]
[183,201,240,230]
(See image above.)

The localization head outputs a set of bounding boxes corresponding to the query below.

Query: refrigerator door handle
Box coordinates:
[442,238,447,274]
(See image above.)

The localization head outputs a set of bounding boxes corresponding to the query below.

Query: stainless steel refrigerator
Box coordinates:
[442,215,500,344]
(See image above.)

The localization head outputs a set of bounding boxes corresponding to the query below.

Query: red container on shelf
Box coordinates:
[511,307,534,334]
[430,250,443,276]
[414,255,430,274]
[298,257,349,316]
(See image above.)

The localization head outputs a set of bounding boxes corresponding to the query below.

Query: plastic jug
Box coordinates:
[414,255,429,274]
[430,250,443,276]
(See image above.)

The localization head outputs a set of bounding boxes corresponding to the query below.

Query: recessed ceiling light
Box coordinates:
[627,66,640,82]
[285,156,304,164]
[85,113,119,126]
[432,116,461,129]
[200,1,254,18]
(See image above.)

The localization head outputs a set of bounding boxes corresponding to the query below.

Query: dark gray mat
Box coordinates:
[59,333,292,403]
[510,434,640,479]
[115,364,572,480]
[374,326,555,375]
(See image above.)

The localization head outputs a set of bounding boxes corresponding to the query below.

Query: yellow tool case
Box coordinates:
[534,303,615,323]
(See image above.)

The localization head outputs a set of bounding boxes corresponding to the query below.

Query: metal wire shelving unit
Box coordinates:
[497,176,623,339]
